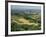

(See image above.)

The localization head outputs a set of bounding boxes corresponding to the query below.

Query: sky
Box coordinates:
[11,5,41,10]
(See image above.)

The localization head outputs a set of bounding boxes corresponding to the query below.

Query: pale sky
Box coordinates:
[11,5,41,10]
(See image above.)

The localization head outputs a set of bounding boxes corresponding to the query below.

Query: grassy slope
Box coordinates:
[11,15,41,31]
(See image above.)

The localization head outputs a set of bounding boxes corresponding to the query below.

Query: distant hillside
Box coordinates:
[11,9,41,16]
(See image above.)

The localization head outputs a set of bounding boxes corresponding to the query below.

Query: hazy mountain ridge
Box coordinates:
[11,9,41,16]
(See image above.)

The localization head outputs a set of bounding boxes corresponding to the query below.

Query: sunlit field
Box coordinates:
[11,5,41,31]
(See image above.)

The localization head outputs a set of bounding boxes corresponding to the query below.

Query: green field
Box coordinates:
[11,14,41,31]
